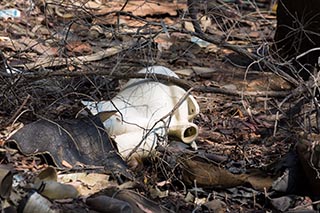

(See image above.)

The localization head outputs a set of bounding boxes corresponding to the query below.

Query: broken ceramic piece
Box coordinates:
[7,116,131,178]
[31,167,79,200]
[34,180,79,200]
[0,167,13,199]
[82,66,200,159]
[101,188,169,213]
[18,191,58,213]
[86,195,132,213]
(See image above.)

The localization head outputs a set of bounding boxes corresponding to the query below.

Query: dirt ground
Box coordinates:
[0,0,318,212]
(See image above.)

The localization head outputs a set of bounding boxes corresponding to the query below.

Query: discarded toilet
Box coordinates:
[82,66,200,159]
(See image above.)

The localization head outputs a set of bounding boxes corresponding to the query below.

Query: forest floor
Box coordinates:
[0,0,318,212]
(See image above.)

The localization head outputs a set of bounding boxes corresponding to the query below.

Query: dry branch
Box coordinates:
[14,45,128,70]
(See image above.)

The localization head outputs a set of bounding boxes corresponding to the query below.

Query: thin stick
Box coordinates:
[6,94,31,126]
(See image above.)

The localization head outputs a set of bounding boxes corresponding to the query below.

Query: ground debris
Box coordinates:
[0,0,319,212]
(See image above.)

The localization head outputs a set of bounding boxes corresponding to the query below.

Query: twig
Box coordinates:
[295,47,320,61]
[187,0,202,34]
[195,86,290,97]
[273,111,279,136]
[14,45,128,70]
[119,0,129,11]
[6,94,31,126]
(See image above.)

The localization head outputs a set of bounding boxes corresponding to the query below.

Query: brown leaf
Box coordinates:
[66,41,92,55]
[19,37,57,56]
